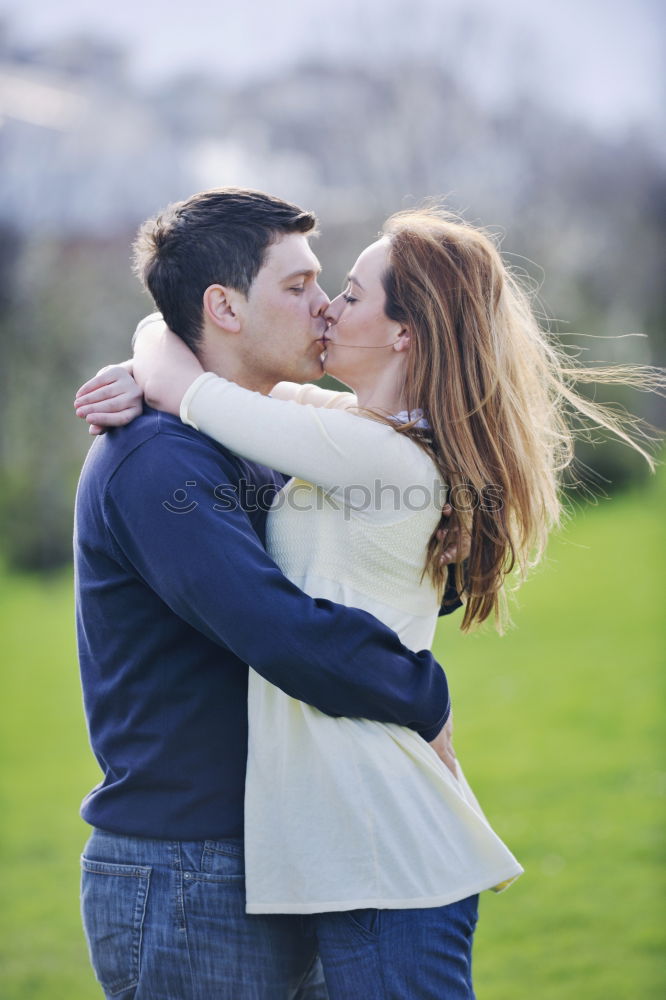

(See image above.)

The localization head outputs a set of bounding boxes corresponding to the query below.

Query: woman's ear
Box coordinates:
[203,285,242,334]
[393,327,411,352]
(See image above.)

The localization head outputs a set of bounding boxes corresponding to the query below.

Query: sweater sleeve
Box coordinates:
[439,563,465,616]
[181,373,438,501]
[103,427,450,740]
[269,381,358,410]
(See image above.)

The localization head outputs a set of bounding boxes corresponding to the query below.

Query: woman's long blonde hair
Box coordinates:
[380,207,663,632]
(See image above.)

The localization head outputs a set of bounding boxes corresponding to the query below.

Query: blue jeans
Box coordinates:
[80,828,327,1000]
[314,896,479,1000]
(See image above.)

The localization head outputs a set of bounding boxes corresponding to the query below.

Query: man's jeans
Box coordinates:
[80,828,327,1000]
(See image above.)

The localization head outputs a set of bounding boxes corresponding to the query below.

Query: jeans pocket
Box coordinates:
[80,856,152,996]
[197,838,245,881]
[343,907,381,939]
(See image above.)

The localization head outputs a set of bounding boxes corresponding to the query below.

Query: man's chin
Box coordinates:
[301,355,327,382]
[320,358,343,382]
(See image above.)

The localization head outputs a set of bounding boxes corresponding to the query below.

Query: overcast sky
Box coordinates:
[1,0,663,134]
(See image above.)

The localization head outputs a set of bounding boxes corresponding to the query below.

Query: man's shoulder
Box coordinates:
[112,406,212,459]
[79,407,240,492]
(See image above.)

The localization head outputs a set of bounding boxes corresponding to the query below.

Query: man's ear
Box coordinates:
[393,326,411,352]
[203,285,243,334]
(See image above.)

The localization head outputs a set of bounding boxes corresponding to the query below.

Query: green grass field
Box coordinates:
[1,475,664,999]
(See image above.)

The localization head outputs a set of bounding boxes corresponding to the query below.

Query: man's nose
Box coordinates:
[312,284,330,316]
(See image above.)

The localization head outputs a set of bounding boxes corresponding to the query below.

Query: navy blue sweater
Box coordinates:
[74,407,451,840]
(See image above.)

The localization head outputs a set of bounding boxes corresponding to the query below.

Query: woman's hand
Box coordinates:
[74,362,143,435]
[428,713,458,779]
[132,318,204,416]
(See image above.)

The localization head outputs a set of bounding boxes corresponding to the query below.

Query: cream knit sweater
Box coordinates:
[181,373,523,913]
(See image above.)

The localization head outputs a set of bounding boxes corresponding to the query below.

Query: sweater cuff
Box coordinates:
[417,697,451,743]
[180,371,220,429]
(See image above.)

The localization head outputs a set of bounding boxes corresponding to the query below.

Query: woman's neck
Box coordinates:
[352,365,409,417]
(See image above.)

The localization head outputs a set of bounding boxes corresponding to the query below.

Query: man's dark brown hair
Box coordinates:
[132,187,317,351]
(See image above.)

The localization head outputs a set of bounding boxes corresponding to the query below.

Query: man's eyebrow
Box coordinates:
[346,273,364,290]
[282,268,321,282]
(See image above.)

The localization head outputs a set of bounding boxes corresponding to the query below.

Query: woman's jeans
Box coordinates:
[81,828,478,999]
[314,898,478,1000]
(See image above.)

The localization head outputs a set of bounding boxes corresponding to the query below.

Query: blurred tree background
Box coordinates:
[0,0,663,569]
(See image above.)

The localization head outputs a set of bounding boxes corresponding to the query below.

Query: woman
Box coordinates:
[75,207,659,998]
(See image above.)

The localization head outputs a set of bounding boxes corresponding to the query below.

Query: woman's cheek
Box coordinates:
[339,308,356,332]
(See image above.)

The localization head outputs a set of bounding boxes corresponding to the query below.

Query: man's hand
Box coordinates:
[428,712,458,778]
[437,504,471,566]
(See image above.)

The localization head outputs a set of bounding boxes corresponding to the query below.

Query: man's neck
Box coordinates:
[197,346,274,396]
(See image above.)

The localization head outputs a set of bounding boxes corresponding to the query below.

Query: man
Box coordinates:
[74,188,461,999]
